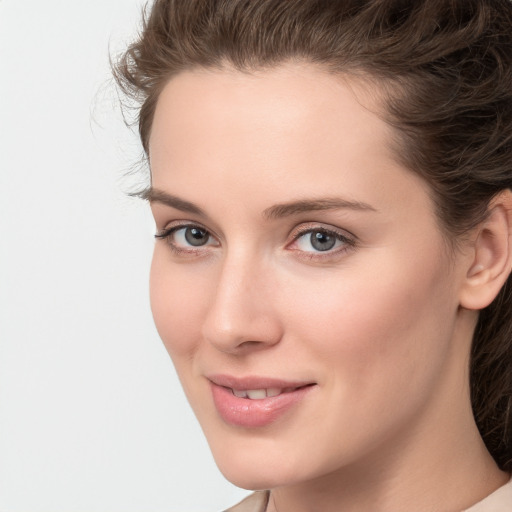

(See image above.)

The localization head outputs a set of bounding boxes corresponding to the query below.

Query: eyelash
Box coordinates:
[155,222,218,257]
[154,222,356,260]
[287,224,356,261]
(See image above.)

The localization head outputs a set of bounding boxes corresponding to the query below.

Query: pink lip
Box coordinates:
[208,374,316,428]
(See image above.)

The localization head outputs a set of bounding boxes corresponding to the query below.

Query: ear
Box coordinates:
[459,189,512,310]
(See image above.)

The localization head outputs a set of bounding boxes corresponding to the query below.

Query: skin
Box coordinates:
[147,63,511,512]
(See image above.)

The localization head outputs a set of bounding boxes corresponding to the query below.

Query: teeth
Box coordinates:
[246,389,267,399]
[231,388,284,399]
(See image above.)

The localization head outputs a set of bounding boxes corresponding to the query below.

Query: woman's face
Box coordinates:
[148,63,469,489]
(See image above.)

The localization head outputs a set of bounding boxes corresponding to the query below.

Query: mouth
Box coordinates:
[207,375,316,427]
[229,384,314,399]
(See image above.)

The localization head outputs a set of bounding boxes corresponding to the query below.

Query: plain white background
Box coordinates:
[0,1,247,510]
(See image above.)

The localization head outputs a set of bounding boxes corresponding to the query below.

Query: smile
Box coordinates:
[208,375,316,427]
[231,386,310,399]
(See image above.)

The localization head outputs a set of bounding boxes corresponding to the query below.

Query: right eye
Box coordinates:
[155,224,219,254]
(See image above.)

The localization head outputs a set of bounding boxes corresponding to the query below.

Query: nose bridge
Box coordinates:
[202,248,281,352]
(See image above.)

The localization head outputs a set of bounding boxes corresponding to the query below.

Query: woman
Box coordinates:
[114,0,512,510]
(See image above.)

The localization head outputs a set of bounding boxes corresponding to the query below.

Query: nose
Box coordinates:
[201,253,283,354]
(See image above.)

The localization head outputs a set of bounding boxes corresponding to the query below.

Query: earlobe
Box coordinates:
[459,190,512,311]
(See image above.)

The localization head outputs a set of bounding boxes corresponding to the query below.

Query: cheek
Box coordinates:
[149,249,209,360]
[281,249,457,401]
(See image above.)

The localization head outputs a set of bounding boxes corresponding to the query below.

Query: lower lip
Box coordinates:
[210,383,315,428]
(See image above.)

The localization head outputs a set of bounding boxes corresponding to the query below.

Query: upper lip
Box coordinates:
[207,374,316,390]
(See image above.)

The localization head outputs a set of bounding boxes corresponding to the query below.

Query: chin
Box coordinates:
[207,436,324,491]
[221,472,274,491]
[216,459,291,491]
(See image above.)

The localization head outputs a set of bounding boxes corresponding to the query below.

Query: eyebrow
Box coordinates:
[136,187,205,216]
[137,187,377,218]
[262,198,377,219]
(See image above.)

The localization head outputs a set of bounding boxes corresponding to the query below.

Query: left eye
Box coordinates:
[155,224,218,251]
[174,226,212,247]
[294,229,348,252]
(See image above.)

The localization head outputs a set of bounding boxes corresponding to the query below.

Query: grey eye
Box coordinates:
[184,227,210,246]
[294,227,350,254]
[309,231,337,251]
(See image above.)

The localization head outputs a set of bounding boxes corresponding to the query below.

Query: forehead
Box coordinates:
[149,62,393,167]
[148,63,431,222]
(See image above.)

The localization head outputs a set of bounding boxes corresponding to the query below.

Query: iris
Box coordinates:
[310,231,336,251]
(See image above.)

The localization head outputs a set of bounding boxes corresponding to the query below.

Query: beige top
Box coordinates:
[224,478,512,512]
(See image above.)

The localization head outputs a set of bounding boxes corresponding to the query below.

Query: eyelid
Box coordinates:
[286,222,357,258]
[154,220,220,254]
[155,220,218,239]
[288,222,356,242]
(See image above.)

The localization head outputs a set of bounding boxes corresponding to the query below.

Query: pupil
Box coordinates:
[311,231,336,251]
[185,227,208,246]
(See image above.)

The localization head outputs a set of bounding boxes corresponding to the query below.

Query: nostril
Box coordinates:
[240,340,264,347]
[235,339,271,352]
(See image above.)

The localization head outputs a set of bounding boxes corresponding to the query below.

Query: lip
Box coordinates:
[208,374,316,428]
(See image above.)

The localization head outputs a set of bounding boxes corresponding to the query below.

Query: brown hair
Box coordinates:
[113,0,512,471]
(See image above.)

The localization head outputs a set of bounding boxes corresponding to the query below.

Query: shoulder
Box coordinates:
[221,479,512,512]
[464,476,512,512]
[222,491,269,512]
